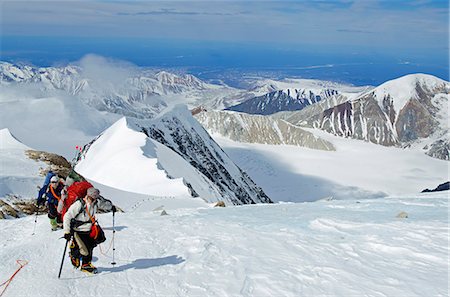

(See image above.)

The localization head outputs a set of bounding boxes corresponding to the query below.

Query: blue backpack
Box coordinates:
[36,171,56,204]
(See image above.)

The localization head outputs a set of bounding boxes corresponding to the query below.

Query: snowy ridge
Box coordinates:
[0,60,245,116]
[75,118,190,197]
[249,77,371,97]
[76,105,272,205]
[136,106,272,205]
[0,128,31,151]
[226,86,341,115]
[226,76,371,116]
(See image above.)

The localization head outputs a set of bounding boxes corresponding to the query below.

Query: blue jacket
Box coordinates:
[37,182,64,206]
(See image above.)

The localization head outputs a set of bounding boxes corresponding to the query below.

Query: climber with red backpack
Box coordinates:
[63,187,102,274]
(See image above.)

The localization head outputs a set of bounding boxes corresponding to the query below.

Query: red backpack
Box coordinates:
[61,181,93,219]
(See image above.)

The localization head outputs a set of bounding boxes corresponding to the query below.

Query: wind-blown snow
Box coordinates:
[0,190,447,297]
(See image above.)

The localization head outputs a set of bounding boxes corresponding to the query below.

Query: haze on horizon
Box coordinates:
[1,0,448,85]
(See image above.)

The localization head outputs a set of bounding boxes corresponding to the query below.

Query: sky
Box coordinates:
[0,0,448,84]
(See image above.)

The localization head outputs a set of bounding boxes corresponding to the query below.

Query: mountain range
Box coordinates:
[0,59,448,209]
[199,74,450,160]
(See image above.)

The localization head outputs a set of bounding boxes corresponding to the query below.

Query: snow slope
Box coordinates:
[213,129,449,202]
[0,191,447,297]
[0,128,45,198]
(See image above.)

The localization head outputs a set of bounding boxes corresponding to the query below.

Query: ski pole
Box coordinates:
[111,208,116,266]
[58,239,69,279]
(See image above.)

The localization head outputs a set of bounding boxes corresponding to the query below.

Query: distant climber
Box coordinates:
[36,171,65,231]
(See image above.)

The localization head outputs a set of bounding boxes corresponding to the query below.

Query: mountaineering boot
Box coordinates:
[69,241,81,268]
[80,262,98,274]
[49,218,58,231]
[70,254,80,268]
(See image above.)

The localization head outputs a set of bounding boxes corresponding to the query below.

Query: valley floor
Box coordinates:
[0,192,448,297]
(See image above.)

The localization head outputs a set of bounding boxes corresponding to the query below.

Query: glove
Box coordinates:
[63,233,72,241]
[112,205,117,213]
[36,199,44,206]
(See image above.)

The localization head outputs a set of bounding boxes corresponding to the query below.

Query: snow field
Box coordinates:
[0,192,448,297]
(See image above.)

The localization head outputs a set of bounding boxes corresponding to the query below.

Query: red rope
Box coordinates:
[0,260,28,297]
[98,237,114,256]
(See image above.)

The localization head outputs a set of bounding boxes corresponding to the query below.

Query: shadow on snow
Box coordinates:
[99,255,185,273]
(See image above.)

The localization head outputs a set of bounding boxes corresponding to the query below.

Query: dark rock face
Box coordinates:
[226,89,338,115]
[421,181,450,193]
[425,139,450,161]
[319,95,399,146]
[396,99,436,142]
[314,78,449,150]
[139,112,273,205]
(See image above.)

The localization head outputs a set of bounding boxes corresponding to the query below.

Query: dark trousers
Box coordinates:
[71,231,96,264]
[47,203,62,223]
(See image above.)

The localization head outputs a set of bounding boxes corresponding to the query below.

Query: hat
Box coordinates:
[65,177,75,187]
[86,187,100,199]
[50,176,59,183]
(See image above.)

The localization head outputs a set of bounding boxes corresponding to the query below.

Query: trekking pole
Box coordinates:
[111,208,116,266]
[58,239,69,279]
[31,211,38,235]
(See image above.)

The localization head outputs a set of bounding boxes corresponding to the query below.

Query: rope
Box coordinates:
[0,260,29,297]
[98,236,114,256]
[97,228,129,263]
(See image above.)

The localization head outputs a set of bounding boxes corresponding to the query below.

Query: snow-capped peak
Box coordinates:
[372,73,449,113]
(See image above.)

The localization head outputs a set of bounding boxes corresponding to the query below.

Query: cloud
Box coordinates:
[76,54,138,90]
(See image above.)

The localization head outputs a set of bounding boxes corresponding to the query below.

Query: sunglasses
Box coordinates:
[51,181,58,183]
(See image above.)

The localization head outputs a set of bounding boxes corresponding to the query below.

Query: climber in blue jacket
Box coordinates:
[37,172,65,231]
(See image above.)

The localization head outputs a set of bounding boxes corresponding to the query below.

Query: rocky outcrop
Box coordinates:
[421,181,450,193]
[195,110,335,151]
[25,150,72,177]
[424,139,450,161]
[0,195,46,219]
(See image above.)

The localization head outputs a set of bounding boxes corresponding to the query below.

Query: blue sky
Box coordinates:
[0,0,448,83]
